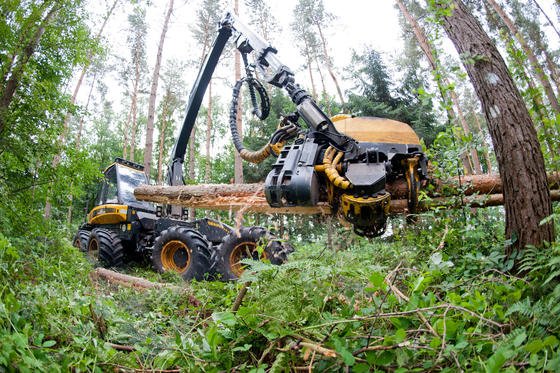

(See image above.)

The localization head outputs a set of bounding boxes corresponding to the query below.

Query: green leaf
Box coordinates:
[486,349,506,373]
[333,338,355,366]
[369,272,385,290]
[394,328,406,343]
[524,339,544,354]
[512,330,527,347]
[232,344,252,352]
[212,311,237,327]
[42,340,56,348]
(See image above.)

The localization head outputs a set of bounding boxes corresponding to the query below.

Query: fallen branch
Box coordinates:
[298,341,337,358]
[106,342,136,352]
[232,282,251,312]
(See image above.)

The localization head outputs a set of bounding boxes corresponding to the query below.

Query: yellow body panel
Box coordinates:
[88,204,128,225]
[333,116,420,145]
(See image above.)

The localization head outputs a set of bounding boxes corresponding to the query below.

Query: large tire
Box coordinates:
[86,228,125,267]
[215,226,293,281]
[73,230,90,253]
[151,226,212,281]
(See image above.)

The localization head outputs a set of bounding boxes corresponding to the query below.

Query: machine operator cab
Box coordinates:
[88,158,155,226]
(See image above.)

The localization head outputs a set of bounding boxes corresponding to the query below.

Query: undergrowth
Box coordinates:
[1,206,560,372]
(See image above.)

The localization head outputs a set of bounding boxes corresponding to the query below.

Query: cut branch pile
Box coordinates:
[134,173,560,215]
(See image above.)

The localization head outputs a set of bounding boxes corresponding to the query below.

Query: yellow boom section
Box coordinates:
[332,116,421,145]
[88,204,129,225]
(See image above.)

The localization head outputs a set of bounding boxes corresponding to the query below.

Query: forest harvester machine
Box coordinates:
[73,12,427,281]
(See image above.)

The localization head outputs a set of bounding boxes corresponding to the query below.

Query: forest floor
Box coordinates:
[1,208,560,372]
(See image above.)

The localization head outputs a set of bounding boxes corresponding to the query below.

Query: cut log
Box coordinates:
[134,174,560,216]
[91,268,178,290]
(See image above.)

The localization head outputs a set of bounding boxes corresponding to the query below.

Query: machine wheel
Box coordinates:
[215,227,292,281]
[73,230,90,253]
[151,226,212,281]
[86,228,125,267]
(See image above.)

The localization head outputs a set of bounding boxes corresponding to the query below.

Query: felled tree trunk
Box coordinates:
[135,172,559,205]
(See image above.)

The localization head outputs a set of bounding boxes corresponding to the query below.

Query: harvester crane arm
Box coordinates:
[166,12,356,187]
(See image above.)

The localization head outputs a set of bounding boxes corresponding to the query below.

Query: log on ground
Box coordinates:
[91,268,177,290]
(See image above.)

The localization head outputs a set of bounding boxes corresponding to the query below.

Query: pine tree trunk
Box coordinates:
[544,50,560,96]
[439,0,554,255]
[129,47,141,161]
[487,0,560,113]
[315,22,344,104]
[157,92,171,184]
[315,56,327,97]
[303,39,317,99]
[122,104,132,159]
[473,113,494,174]
[143,0,173,180]
[451,91,483,174]
[531,0,560,39]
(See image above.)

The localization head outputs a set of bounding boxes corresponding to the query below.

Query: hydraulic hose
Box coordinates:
[323,146,351,189]
[229,77,272,163]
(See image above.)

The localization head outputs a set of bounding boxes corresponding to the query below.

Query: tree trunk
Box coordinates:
[204,81,212,183]
[143,0,173,180]
[315,56,327,98]
[531,0,560,39]
[544,50,560,97]
[438,0,554,255]
[234,0,244,184]
[315,22,345,104]
[473,112,494,174]
[129,46,141,161]
[122,103,133,159]
[304,39,317,99]
[0,4,59,138]
[157,92,171,185]
[395,0,476,175]
[487,0,560,113]
[133,181,560,215]
[61,0,120,142]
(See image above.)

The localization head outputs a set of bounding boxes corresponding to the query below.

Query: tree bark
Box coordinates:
[133,180,560,215]
[487,0,560,113]
[143,0,174,180]
[134,173,559,203]
[438,0,555,254]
